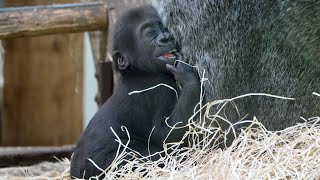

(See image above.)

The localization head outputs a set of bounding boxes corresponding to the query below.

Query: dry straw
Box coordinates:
[2,93,319,180]
[55,71,320,179]
[84,88,320,179]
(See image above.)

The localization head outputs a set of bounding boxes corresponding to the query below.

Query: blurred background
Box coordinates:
[0,0,99,147]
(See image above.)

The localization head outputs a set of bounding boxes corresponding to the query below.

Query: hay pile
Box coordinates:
[1,94,319,180]
[87,93,320,180]
[0,159,70,180]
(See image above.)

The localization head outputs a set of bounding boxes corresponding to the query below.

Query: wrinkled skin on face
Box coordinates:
[112,5,180,74]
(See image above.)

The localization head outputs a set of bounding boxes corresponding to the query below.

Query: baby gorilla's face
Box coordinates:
[112,6,182,74]
[138,18,178,61]
[134,10,181,72]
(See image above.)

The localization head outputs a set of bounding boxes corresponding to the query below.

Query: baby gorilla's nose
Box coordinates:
[156,32,174,46]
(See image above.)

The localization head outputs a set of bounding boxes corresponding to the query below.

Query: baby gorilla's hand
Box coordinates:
[166,56,200,89]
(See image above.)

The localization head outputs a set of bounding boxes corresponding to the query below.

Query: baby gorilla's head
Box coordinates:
[112,5,180,74]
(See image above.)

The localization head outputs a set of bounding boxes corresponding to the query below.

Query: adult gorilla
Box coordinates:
[153,1,320,136]
[70,6,200,179]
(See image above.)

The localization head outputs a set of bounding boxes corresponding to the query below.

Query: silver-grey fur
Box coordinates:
[153,0,320,132]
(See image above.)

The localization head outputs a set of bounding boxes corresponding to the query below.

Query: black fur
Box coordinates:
[70,6,200,179]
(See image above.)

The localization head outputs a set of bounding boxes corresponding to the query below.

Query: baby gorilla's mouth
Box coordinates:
[158,49,178,60]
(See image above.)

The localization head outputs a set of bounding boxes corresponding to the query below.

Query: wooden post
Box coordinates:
[0,40,3,144]
[1,0,84,146]
[81,0,110,107]
[0,2,107,39]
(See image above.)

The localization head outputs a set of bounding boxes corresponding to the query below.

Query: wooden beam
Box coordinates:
[0,2,107,39]
[0,145,74,167]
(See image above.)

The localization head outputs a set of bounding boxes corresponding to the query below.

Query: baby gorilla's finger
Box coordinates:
[173,53,184,67]
[166,64,178,74]
[191,66,199,73]
[175,53,184,62]
[176,61,194,73]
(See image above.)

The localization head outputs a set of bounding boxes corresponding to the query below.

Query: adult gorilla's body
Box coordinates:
[153,0,320,135]
[70,6,200,179]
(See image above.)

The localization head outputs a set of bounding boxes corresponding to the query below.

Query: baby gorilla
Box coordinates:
[70,5,200,179]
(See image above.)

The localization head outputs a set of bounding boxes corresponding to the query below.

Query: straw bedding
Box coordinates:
[1,94,319,180]
[0,159,70,180]
[91,93,320,180]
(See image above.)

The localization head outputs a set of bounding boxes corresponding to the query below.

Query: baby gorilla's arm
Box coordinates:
[152,57,201,146]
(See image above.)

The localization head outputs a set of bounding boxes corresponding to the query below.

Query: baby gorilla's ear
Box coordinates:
[112,51,129,70]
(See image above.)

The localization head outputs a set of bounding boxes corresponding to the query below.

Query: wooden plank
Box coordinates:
[0,2,107,39]
[81,0,110,107]
[1,0,83,146]
[0,145,74,167]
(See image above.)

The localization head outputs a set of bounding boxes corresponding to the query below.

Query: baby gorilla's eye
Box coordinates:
[143,26,159,37]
